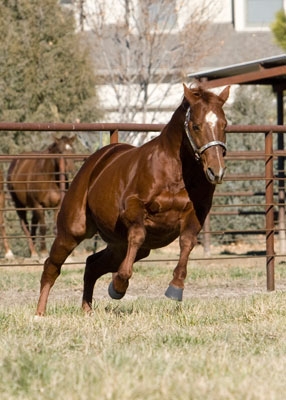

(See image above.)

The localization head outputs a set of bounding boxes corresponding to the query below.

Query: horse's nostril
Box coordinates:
[207,167,225,183]
[207,167,215,182]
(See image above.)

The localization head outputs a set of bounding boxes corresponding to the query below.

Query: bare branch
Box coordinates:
[79,0,221,140]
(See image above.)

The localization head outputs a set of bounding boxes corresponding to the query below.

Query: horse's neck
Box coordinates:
[158,106,185,156]
[160,105,214,194]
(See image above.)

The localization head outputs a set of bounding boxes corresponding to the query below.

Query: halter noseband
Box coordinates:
[184,107,227,161]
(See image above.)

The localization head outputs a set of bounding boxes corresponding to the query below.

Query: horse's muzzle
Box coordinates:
[206,167,225,184]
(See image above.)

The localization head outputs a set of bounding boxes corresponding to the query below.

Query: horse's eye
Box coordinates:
[192,124,200,132]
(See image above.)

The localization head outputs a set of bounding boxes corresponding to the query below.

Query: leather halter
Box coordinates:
[184,107,227,161]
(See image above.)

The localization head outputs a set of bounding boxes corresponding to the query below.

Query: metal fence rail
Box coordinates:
[0,122,285,292]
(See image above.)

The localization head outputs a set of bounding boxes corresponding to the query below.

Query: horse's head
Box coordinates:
[183,84,230,184]
[49,135,76,173]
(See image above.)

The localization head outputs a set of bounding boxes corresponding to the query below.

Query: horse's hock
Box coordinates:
[0,122,284,295]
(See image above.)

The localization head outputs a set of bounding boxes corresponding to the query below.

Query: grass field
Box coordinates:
[1,244,286,400]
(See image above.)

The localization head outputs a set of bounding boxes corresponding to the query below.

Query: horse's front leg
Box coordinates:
[108,196,146,299]
[109,224,146,299]
[165,213,202,301]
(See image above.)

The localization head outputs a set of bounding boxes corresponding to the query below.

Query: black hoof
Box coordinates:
[108,282,126,300]
[165,285,183,301]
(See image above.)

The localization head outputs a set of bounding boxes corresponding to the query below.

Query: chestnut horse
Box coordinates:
[7,136,75,257]
[0,170,14,258]
[36,84,230,316]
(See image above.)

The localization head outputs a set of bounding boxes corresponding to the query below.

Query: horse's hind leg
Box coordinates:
[82,245,151,312]
[36,233,79,316]
[82,247,123,312]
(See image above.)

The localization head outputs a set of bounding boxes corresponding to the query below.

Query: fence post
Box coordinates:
[109,129,118,283]
[265,130,275,291]
[276,92,286,254]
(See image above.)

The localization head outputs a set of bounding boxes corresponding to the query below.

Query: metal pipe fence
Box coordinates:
[0,122,285,291]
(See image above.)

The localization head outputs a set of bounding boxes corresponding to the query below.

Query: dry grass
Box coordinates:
[1,245,286,400]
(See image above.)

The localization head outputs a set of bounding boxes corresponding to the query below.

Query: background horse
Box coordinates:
[36,84,230,316]
[8,136,75,257]
[0,169,14,258]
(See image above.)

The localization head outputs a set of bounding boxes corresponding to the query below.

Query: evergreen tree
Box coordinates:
[271,9,286,50]
[0,0,101,152]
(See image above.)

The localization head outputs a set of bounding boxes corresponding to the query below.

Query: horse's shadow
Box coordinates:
[221,249,266,256]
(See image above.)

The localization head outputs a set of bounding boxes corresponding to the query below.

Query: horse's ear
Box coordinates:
[183,83,200,106]
[218,86,230,104]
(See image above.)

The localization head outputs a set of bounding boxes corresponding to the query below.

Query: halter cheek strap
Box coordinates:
[184,107,227,161]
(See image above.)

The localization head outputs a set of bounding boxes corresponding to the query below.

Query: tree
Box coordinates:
[271,9,286,50]
[76,0,220,143]
[0,0,101,152]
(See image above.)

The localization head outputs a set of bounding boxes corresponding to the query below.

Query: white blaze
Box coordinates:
[205,111,218,127]
[205,111,223,173]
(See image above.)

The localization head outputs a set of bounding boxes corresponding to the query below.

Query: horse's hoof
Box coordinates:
[165,285,183,301]
[108,282,126,300]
